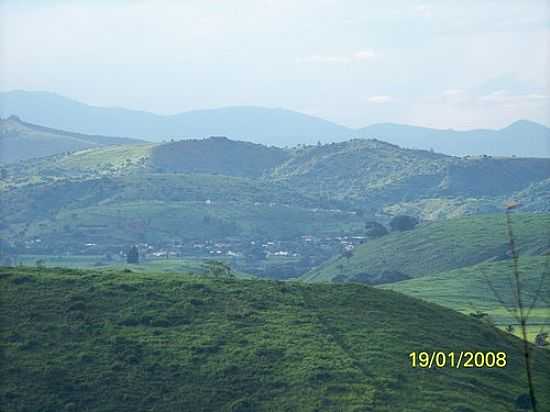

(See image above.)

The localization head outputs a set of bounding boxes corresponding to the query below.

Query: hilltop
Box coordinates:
[301,213,550,283]
[0,116,145,163]
[2,90,549,157]
[1,266,549,411]
[271,139,550,205]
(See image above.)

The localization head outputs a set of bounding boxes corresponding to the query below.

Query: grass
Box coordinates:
[302,213,550,283]
[380,256,550,339]
[14,256,254,278]
[1,266,550,411]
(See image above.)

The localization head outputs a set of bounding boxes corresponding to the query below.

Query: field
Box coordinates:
[302,213,550,283]
[380,257,550,340]
[1,266,550,411]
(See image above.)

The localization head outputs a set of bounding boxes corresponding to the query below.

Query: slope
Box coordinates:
[301,213,550,283]
[1,266,549,411]
[0,116,145,163]
[380,256,550,328]
[270,139,550,204]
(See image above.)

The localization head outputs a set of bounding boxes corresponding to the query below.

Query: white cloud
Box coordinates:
[442,89,464,96]
[368,96,393,103]
[297,50,376,65]
[296,55,351,64]
[414,4,433,18]
[353,50,376,61]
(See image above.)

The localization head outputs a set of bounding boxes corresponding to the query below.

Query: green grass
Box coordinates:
[15,256,254,278]
[302,213,550,283]
[1,266,550,411]
[380,257,550,332]
[58,144,154,171]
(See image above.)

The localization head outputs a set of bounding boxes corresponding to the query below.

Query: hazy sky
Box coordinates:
[1,0,549,129]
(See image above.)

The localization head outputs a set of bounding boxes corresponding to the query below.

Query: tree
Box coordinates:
[203,260,233,278]
[126,246,139,264]
[389,215,418,232]
[364,221,388,238]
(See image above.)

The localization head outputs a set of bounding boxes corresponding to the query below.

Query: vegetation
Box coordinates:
[380,257,550,328]
[0,116,144,164]
[302,213,550,283]
[1,266,550,411]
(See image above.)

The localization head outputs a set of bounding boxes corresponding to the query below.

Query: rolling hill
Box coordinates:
[0,116,145,163]
[1,266,549,411]
[380,256,550,328]
[301,213,550,284]
[271,139,550,205]
[1,137,550,265]
[2,90,549,157]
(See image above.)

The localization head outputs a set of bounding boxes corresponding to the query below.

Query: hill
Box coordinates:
[301,213,550,283]
[357,120,550,158]
[1,266,549,411]
[2,90,549,157]
[0,116,145,163]
[271,139,550,205]
[380,257,550,331]
[149,136,290,177]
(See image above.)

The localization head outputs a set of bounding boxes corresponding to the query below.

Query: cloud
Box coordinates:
[297,50,376,65]
[479,90,549,103]
[414,4,433,18]
[368,95,393,103]
[353,50,376,61]
[296,55,351,64]
[442,89,464,96]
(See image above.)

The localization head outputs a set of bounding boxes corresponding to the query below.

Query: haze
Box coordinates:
[1,0,549,130]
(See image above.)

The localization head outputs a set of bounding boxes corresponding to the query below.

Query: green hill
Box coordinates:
[302,213,550,283]
[380,257,550,334]
[150,136,290,177]
[271,139,550,205]
[0,116,146,164]
[1,266,549,411]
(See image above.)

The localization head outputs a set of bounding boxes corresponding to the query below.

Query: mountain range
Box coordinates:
[1,90,549,157]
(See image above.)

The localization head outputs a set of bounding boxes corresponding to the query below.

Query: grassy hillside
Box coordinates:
[380,257,550,333]
[1,267,549,411]
[150,136,290,177]
[0,116,145,163]
[302,213,550,283]
[271,139,550,205]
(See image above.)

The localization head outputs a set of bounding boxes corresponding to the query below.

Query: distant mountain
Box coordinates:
[0,90,351,147]
[0,115,145,163]
[3,90,548,157]
[357,120,550,158]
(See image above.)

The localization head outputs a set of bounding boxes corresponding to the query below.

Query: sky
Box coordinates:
[1,0,549,129]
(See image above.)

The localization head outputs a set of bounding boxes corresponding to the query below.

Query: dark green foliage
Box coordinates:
[389,215,418,232]
[1,267,549,411]
[364,221,388,238]
[150,137,290,177]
